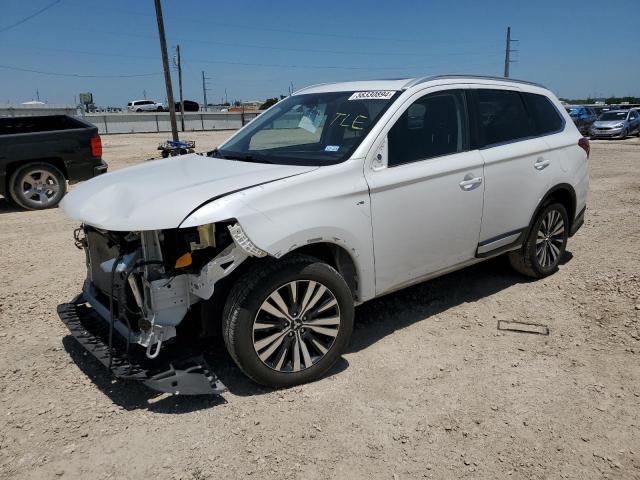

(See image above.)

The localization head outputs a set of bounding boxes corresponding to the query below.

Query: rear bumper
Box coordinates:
[68,159,108,184]
[57,295,226,395]
[93,160,108,176]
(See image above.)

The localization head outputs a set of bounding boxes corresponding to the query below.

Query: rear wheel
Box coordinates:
[508,202,569,278]
[222,255,354,387]
[9,163,67,210]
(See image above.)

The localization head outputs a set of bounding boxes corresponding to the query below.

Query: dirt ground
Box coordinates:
[1,131,639,480]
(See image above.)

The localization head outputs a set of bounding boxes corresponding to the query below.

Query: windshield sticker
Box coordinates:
[324,145,340,152]
[348,91,395,101]
[297,104,326,133]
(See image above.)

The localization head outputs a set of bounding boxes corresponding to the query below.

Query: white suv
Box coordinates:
[59,75,589,394]
[127,99,164,112]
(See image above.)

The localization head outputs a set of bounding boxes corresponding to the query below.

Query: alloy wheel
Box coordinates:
[536,209,565,268]
[252,280,341,373]
[20,169,60,206]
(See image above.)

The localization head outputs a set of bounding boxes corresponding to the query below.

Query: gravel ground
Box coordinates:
[1,132,639,480]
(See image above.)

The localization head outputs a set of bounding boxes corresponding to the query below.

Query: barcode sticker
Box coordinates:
[348,91,396,101]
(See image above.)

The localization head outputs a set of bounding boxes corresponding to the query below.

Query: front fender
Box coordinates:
[180,161,377,302]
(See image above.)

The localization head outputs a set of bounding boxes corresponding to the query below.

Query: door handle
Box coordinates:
[534,157,550,170]
[459,175,483,191]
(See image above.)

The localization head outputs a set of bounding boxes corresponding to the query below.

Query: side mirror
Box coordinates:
[372,137,388,171]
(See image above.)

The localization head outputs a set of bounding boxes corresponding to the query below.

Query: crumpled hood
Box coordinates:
[61,153,316,231]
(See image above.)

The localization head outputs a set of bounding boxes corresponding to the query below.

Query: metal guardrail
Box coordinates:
[84,111,260,134]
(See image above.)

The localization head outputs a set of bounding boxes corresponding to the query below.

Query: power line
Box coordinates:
[0,44,503,72]
[0,0,61,34]
[0,64,162,78]
[9,23,503,59]
[60,0,489,46]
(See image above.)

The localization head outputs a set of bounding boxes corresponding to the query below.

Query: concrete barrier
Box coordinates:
[0,106,78,117]
[84,112,260,134]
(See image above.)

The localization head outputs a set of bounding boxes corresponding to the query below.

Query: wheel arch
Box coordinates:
[529,183,576,231]
[281,242,359,301]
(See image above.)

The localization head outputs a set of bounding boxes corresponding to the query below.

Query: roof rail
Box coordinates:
[402,75,547,90]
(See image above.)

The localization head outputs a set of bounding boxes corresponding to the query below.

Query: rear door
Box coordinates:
[365,88,485,294]
[470,88,555,253]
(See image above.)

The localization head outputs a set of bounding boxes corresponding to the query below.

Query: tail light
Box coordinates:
[578,137,590,158]
[90,135,102,157]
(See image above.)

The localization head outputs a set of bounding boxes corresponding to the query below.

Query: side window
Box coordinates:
[522,92,564,135]
[477,89,535,146]
[388,90,466,167]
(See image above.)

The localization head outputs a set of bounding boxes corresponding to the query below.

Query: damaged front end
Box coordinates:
[58,221,266,395]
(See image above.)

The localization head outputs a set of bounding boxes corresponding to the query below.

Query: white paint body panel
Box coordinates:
[60,154,316,231]
[62,75,589,304]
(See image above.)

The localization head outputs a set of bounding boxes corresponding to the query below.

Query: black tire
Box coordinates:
[157,106,163,111]
[222,254,354,388]
[619,129,627,139]
[136,108,142,112]
[8,162,67,210]
[508,202,569,278]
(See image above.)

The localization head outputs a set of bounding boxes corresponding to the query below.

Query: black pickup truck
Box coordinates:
[0,115,107,209]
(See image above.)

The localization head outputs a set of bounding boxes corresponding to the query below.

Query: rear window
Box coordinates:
[477,89,535,146]
[522,93,564,135]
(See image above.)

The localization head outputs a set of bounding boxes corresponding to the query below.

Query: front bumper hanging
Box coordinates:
[57,296,226,395]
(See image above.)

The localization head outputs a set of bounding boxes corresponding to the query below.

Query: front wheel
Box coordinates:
[508,202,569,278]
[222,255,354,387]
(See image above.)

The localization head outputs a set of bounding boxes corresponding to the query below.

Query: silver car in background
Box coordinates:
[590,109,640,139]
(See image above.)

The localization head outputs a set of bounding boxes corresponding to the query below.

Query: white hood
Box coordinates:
[61,154,316,231]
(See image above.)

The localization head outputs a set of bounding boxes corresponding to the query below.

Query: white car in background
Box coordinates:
[59,75,589,395]
[127,99,164,112]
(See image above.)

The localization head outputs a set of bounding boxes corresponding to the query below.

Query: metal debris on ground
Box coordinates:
[497,320,550,335]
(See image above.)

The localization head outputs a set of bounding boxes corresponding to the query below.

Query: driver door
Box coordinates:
[365,89,485,295]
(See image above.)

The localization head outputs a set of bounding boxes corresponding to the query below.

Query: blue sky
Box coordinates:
[1,0,637,106]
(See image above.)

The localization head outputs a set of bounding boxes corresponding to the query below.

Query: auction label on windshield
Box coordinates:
[348,91,396,100]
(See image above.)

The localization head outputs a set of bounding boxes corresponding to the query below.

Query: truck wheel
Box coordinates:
[9,163,67,210]
[508,202,569,278]
[222,254,354,387]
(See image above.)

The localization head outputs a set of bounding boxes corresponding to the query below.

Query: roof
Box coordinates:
[295,75,547,95]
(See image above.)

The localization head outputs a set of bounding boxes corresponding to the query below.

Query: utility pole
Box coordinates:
[154,0,178,141]
[174,44,185,131]
[225,88,228,105]
[503,26,518,78]
[202,71,211,112]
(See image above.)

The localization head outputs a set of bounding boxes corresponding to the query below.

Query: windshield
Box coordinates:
[567,107,582,116]
[216,91,398,166]
[598,111,627,121]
